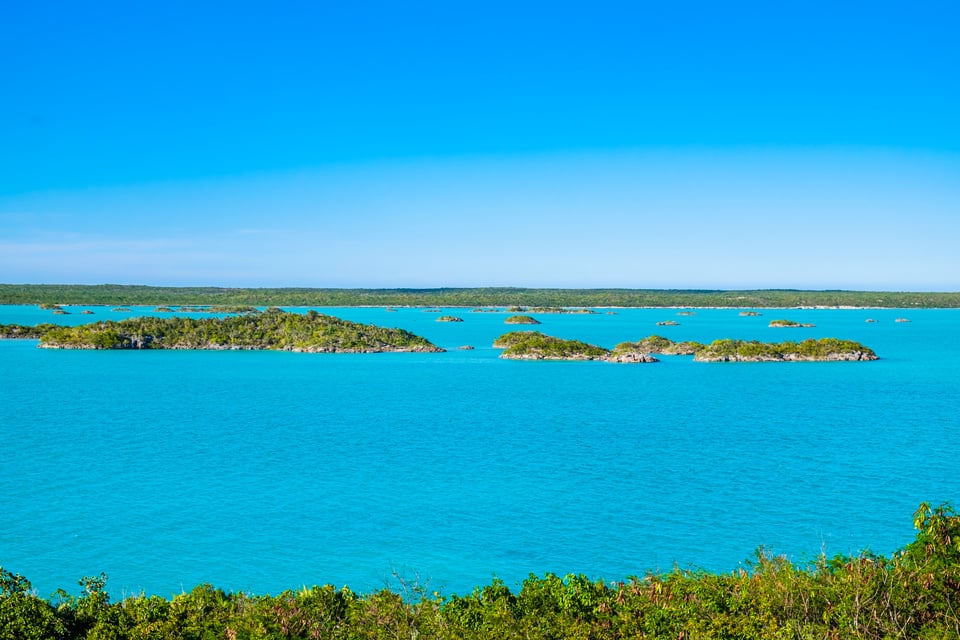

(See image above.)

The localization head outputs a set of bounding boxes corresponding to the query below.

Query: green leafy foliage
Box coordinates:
[0,568,65,640]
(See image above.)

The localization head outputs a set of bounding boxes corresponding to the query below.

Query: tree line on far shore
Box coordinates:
[2,284,959,308]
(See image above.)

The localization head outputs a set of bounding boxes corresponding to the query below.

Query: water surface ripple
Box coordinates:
[1,306,957,597]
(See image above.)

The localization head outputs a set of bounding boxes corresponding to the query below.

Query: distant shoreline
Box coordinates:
[1,303,941,311]
[1,284,959,309]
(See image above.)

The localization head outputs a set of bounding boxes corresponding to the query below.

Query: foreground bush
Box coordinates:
[3,503,959,639]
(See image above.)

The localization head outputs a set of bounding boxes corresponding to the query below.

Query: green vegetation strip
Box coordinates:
[3,284,960,307]
[2,504,959,639]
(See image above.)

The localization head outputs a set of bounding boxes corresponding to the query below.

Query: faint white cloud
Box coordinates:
[2,148,959,287]
[232,228,292,236]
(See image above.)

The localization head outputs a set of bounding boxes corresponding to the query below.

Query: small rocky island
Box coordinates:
[507,306,597,314]
[504,315,541,325]
[36,309,444,353]
[494,332,672,363]
[768,319,815,328]
[174,305,259,314]
[494,331,610,360]
[436,315,464,322]
[613,335,703,356]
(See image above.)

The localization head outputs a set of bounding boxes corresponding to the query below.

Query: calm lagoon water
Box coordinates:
[2,305,959,598]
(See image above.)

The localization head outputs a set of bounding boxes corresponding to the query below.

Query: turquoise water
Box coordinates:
[2,305,958,598]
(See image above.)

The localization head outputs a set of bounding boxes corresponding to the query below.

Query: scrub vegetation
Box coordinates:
[612,335,704,356]
[3,284,960,308]
[2,504,958,639]
[695,338,878,361]
[493,333,877,363]
[494,331,610,360]
[768,319,815,328]
[0,323,56,339]
[506,306,598,314]
[33,309,442,353]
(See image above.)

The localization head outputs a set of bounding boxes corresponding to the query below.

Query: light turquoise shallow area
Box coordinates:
[2,305,958,597]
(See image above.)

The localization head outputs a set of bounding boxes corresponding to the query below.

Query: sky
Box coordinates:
[2,1,958,289]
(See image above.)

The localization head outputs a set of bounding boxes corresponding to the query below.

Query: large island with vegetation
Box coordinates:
[34,309,443,353]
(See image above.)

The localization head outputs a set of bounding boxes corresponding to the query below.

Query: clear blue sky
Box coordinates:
[2,1,958,289]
